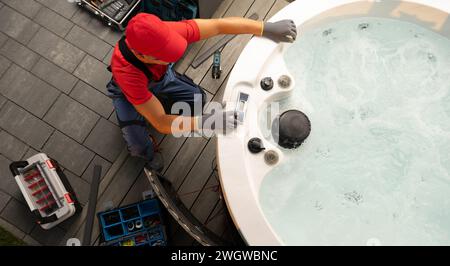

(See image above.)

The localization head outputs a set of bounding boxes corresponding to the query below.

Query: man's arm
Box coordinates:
[134,96,196,135]
[194,17,263,40]
[134,96,239,136]
[194,17,297,42]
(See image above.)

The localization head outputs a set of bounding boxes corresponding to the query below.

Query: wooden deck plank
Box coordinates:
[165,136,209,189]
[119,172,152,206]
[190,174,221,222]
[159,136,188,173]
[174,0,235,75]
[178,138,217,208]
[204,200,229,237]
[199,0,277,95]
[266,0,290,20]
[171,174,221,246]
[184,0,255,85]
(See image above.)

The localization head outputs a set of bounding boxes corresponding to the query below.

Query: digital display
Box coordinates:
[236,92,249,123]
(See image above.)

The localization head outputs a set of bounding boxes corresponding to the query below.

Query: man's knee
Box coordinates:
[127,143,153,160]
[122,125,154,160]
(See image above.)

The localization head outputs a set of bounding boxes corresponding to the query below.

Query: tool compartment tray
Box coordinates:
[98,199,167,246]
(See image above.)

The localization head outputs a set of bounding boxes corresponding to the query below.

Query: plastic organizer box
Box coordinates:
[142,0,198,21]
[10,153,77,230]
[98,199,167,246]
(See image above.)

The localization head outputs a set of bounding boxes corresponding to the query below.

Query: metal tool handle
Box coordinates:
[9,161,28,176]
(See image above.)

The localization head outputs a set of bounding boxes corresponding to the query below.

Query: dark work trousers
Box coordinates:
[106,65,206,161]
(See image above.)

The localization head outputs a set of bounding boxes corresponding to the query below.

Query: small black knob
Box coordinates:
[248,138,265,154]
[260,77,274,91]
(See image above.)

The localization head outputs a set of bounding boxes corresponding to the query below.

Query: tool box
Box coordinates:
[98,199,167,246]
[75,0,142,31]
[9,154,77,230]
[141,0,198,21]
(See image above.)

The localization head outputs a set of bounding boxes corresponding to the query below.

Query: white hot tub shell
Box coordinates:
[216,0,450,246]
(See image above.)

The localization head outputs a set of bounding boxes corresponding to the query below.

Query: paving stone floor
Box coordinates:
[0,0,125,245]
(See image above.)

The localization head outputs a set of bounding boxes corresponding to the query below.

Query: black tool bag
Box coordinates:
[141,0,199,21]
[75,0,143,31]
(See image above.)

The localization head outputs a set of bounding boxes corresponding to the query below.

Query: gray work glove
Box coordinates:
[263,20,297,43]
[197,110,239,134]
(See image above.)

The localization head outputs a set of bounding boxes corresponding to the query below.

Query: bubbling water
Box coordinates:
[259,17,450,246]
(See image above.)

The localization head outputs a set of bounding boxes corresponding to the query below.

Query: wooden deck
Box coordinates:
[0,0,289,246]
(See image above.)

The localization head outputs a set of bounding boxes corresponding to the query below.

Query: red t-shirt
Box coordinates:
[110,20,200,105]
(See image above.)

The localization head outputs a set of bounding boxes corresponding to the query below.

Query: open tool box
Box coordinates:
[98,199,167,246]
[141,0,198,21]
[9,154,77,230]
[75,0,142,31]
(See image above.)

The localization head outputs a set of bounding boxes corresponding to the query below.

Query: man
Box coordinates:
[108,12,297,171]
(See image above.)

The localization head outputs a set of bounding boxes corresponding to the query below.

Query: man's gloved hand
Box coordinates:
[197,110,239,134]
[263,20,297,43]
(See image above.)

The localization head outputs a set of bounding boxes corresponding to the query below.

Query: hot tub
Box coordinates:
[217,0,450,246]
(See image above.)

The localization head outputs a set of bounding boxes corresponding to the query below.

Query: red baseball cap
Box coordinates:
[126,13,187,63]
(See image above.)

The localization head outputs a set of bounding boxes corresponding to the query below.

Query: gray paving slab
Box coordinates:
[69,81,113,118]
[0,190,11,213]
[0,94,6,110]
[28,27,86,73]
[65,25,111,61]
[0,38,40,70]
[0,130,28,161]
[44,94,99,143]
[103,46,114,65]
[30,223,66,246]
[0,64,60,118]
[83,18,122,46]
[33,6,74,38]
[0,154,25,202]
[31,57,78,94]
[35,0,78,19]
[0,55,11,79]
[73,55,111,94]
[108,111,119,126]
[0,198,36,234]
[0,32,7,47]
[43,131,95,176]
[63,170,89,206]
[70,8,92,29]
[0,101,54,150]
[21,147,39,161]
[1,0,42,19]
[0,6,41,44]
[80,155,112,184]
[84,118,124,162]
[56,212,80,233]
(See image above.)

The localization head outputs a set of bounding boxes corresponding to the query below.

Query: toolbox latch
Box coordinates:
[64,193,74,204]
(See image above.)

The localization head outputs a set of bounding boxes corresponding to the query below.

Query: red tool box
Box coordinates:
[10,154,77,230]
